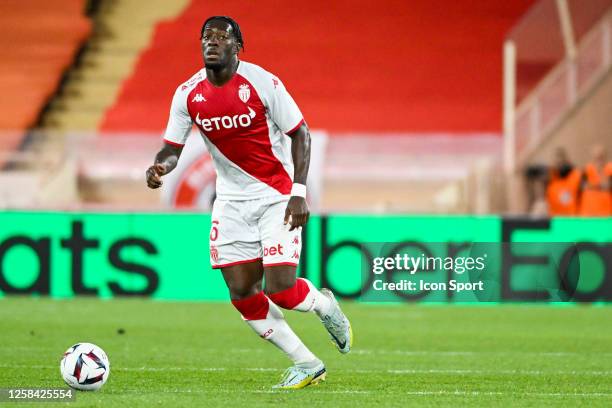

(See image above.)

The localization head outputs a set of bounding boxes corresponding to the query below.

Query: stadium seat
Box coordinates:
[0,0,91,135]
[100,0,534,134]
[40,0,189,131]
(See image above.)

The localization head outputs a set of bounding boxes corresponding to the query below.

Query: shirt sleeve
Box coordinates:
[267,76,304,135]
[162,87,192,146]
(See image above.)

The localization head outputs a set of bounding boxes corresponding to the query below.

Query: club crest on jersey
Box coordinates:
[238,84,250,103]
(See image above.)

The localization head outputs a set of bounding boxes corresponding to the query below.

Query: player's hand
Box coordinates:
[284,196,309,231]
[146,163,167,189]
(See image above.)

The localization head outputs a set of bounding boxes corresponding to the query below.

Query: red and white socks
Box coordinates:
[230,279,332,368]
[231,291,319,366]
[267,278,332,318]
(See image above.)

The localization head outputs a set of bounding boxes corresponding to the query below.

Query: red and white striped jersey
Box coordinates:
[162,61,304,200]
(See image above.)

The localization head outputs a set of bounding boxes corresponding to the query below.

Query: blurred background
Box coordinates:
[1,4,610,402]
[0,0,610,216]
[0,0,610,302]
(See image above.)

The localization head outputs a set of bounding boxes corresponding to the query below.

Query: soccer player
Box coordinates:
[145,16,352,389]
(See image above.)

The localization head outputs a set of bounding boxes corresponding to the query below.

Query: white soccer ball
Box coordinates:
[60,343,110,391]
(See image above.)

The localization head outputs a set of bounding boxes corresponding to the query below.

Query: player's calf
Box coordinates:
[267,279,353,354]
[230,291,322,366]
[267,278,331,317]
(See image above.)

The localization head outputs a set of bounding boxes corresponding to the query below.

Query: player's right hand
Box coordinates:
[146,163,167,189]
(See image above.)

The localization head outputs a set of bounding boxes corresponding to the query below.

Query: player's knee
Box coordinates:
[264,283,289,295]
[264,276,296,296]
[263,264,298,295]
[227,282,261,300]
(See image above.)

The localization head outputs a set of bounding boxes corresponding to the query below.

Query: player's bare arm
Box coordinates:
[146,143,183,189]
[284,123,311,231]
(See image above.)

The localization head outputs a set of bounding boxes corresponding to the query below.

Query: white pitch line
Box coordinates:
[113,367,278,373]
[352,349,612,357]
[252,390,371,394]
[352,350,477,356]
[0,364,609,377]
[382,369,612,376]
[0,365,277,373]
[398,391,612,398]
[107,389,612,398]
[114,388,372,395]
[0,364,57,370]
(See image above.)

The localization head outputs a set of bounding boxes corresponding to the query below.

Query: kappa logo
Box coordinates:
[292,250,300,260]
[292,236,299,245]
[192,93,206,102]
[238,84,250,103]
[195,107,256,131]
[272,78,279,89]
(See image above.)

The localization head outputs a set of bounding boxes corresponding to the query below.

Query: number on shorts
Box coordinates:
[210,220,219,241]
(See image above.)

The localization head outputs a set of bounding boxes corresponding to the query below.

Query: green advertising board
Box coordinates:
[0,212,610,301]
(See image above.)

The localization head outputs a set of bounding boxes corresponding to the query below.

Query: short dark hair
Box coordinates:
[200,16,244,50]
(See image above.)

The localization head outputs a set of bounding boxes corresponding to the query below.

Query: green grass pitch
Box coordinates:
[0,298,610,407]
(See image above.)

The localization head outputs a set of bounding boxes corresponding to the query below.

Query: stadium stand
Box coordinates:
[101,0,534,133]
[41,0,189,131]
[0,0,91,135]
[0,1,90,205]
[506,2,612,213]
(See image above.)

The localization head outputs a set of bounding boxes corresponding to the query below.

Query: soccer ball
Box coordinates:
[60,343,110,391]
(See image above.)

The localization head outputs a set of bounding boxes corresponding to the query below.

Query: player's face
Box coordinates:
[201,21,237,70]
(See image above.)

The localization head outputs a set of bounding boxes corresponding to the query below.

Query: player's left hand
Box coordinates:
[284,196,309,231]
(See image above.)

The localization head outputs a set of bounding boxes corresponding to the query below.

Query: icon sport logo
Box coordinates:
[195,107,256,132]
[238,84,250,103]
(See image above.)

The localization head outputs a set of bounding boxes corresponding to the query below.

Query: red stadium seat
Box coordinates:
[101,0,534,134]
[0,0,92,134]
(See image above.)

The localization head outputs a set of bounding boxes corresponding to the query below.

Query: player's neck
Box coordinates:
[206,58,240,87]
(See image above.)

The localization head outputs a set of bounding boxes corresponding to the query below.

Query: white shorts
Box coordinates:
[209,196,302,269]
